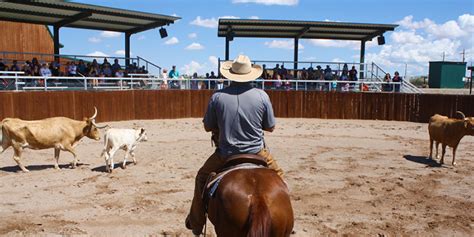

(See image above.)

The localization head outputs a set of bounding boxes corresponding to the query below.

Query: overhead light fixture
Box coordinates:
[159,27,168,38]
[377,35,385,45]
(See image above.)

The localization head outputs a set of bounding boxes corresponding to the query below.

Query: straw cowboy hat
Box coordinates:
[220,55,262,82]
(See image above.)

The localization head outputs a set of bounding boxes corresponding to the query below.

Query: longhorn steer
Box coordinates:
[100,128,148,173]
[428,111,474,166]
[0,107,107,172]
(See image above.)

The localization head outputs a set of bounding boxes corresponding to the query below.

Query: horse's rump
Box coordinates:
[208,168,293,237]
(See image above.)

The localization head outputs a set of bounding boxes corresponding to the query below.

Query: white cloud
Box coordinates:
[458,14,474,33]
[390,31,424,44]
[137,35,146,40]
[366,14,474,76]
[209,56,218,67]
[190,16,218,28]
[185,43,204,50]
[88,37,101,43]
[188,33,197,39]
[164,37,179,45]
[100,31,121,38]
[307,39,360,49]
[114,50,132,56]
[190,16,241,28]
[232,0,298,6]
[181,61,203,75]
[425,20,466,39]
[396,16,434,31]
[87,51,109,57]
[115,50,125,56]
[264,40,304,50]
[249,16,260,19]
[220,15,240,19]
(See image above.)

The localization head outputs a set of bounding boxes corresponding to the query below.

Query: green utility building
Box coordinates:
[428,61,467,88]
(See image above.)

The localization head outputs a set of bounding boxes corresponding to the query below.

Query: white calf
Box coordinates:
[100,128,148,173]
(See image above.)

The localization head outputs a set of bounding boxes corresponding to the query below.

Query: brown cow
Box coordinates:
[0,107,107,172]
[428,111,474,166]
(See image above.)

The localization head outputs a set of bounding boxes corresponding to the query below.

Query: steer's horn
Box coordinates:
[90,106,98,120]
[455,111,466,120]
[92,120,109,129]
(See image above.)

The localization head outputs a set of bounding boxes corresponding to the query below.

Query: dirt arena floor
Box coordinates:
[0,118,473,236]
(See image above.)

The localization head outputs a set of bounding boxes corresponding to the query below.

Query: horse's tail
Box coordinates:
[247,195,271,237]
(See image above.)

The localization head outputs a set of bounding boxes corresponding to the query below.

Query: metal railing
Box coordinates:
[0,51,163,75]
[1,74,406,93]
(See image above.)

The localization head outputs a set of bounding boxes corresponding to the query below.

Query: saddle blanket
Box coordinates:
[206,163,266,198]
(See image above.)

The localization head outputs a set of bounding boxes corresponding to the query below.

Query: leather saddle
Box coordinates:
[202,153,268,209]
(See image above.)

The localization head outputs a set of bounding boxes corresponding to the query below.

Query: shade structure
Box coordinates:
[0,0,180,64]
[218,19,398,78]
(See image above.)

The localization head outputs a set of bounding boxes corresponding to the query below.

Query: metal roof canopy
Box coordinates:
[0,0,180,65]
[218,19,398,78]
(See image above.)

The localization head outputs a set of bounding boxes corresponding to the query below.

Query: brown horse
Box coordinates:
[207,168,294,237]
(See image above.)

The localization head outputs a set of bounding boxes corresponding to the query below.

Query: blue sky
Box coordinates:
[60,0,474,77]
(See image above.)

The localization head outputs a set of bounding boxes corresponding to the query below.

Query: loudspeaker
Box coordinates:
[159,28,168,38]
[377,35,385,45]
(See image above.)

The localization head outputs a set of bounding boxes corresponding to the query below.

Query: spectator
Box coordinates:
[127,62,138,74]
[67,61,77,77]
[0,59,5,71]
[139,66,148,74]
[115,68,124,78]
[316,65,323,80]
[102,64,112,77]
[161,69,168,89]
[340,64,349,81]
[300,67,308,80]
[324,65,333,80]
[261,64,269,79]
[324,65,333,91]
[262,64,272,89]
[50,59,60,76]
[383,73,392,92]
[89,66,99,87]
[342,63,349,75]
[32,63,40,76]
[168,65,179,89]
[92,59,100,71]
[209,71,218,89]
[272,64,280,79]
[349,66,358,81]
[392,71,402,92]
[10,60,20,71]
[280,64,288,79]
[77,60,87,76]
[40,63,52,77]
[111,58,121,74]
[23,61,32,76]
[191,72,199,90]
[102,58,111,68]
[31,57,40,71]
[275,74,282,89]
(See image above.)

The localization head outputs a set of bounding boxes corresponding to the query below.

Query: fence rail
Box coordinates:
[1,74,406,92]
[0,90,471,123]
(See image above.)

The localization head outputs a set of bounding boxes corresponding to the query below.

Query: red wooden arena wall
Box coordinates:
[0,90,473,123]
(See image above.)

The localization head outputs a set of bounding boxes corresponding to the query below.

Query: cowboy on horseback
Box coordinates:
[185,55,284,235]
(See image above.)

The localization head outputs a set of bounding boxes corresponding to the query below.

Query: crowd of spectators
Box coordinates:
[259,63,359,91]
[1,57,149,87]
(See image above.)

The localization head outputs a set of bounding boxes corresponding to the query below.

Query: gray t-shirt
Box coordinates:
[203,83,276,158]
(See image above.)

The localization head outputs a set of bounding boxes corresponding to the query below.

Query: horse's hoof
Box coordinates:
[54,166,61,170]
[452,162,456,166]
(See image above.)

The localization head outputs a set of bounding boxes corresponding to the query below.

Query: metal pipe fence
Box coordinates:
[0,73,406,93]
